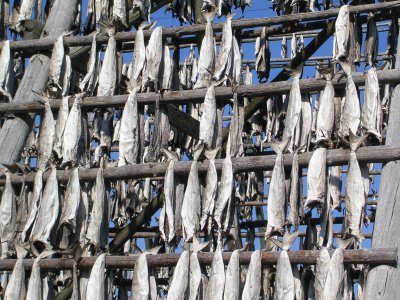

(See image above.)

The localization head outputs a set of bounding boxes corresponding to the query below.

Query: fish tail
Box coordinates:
[349,131,367,152]
[336,237,354,249]
[32,90,50,105]
[282,231,300,251]
[316,61,334,81]
[204,148,219,160]
[267,137,289,154]
[202,7,216,23]
[285,62,303,79]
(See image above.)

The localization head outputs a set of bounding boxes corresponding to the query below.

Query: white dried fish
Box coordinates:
[113,0,127,27]
[223,249,240,300]
[133,0,152,22]
[365,12,378,67]
[305,147,327,209]
[86,167,109,249]
[323,248,344,300]
[4,259,26,300]
[48,34,65,96]
[344,133,368,239]
[274,250,294,299]
[181,143,203,241]
[143,26,163,91]
[80,33,99,95]
[18,0,35,23]
[189,240,209,300]
[132,253,151,300]
[234,0,251,12]
[255,27,270,82]
[57,167,80,249]
[0,169,16,257]
[199,85,217,149]
[266,139,288,236]
[159,158,176,243]
[338,61,360,140]
[118,90,139,166]
[214,154,233,229]
[213,13,233,82]
[354,14,362,64]
[242,250,261,299]
[335,5,350,61]
[161,45,173,91]
[62,95,82,167]
[315,64,334,144]
[0,41,14,102]
[200,149,218,230]
[26,251,55,300]
[288,151,300,230]
[361,67,381,141]
[232,36,242,86]
[293,267,304,300]
[328,166,342,211]
[86,254,106,300]
[206,249,225,300]
[167,250,189,299]
[53,96,69,159]
[30,165,59,255]
[314,247,330,300]
[98,26,117,97]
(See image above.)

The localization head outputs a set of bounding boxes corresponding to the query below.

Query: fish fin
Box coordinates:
[204,148,219,160]
[284,62,303,79]
[14,242,28,259]
[282,231,300,251]
[139,20,157,31]
[161,148,179,161]
[193,140,204,161]
[268,237,283,250]
[349,131,367,152]
[32,90,50,105]
[316,61,334,81]
[146,245,163,255]
[192,238,210,253]
[266,138,289,154]
[336,237,354,249]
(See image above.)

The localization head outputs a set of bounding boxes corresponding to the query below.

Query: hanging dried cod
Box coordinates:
[323,248,345,299]
[242,249,262,299]
[315,63,334,144]
[98,25,117,97]
[53,96,69,160]
[113,0,128,27]
[255,26,270,82]
[266,139,288,236]
[62,95,82,167]
[0,169,16,257]
[338,61,360,140]
[213,13,233,82]
[167,250,190,299]
[214,153,233,230]
[206,248,225,300]
[0,41,14,102]
[343,133,368,240]
[80,32,100,95]
[288,151,300,230]
[199,85,217,149]
[334,5,350,61]
[48,34,66,97]
[168,0,193,24]
[86,254,106,300]
[18,0,35,24]
[194,10,215,89]
[223,249,240,300]
[328,166,342,211]
[189,240,209,300]
[361,67,381,141]
[26,251,55,300]
[305,147,327,209]
[132,0,152,23]
[4,259,26,300]
[181,142,203,241]
[143,26,163,91]
[365,12,378,67]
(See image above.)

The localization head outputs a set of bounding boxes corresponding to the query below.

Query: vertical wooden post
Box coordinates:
[365,28,400,299]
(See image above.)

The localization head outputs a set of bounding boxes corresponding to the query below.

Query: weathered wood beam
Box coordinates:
[3,145,400,184]
[0,0,79,166]
[0,248,396,271]
[2,69,400,114]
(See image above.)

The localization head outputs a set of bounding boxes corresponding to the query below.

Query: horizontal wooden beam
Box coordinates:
[4,1,399,52]
[0,248,395,271]
[2,145,399,184]
[1,69,400,114]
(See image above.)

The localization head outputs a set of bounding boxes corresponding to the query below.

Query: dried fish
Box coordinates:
[206,249,225,300]
[288,151,300,230]
[10,0,23,33]
[57,167,80,249]
[223,249,240,300]
[53,96,69,159]
[353,14,362,64]
[255,27,271,82]
[0,169,16,257]
[167,250,189,299]
[214,154,233,230]
[242,249,261,299]
[217,0,232,16]
[118,90,139,166]
[26,251,55,300]
[266,139,288,236]
[48,34,65,96]
[4,259,26,300]
[143,26,163,91]
[361,67,381,141]
[62,95,82,167]
[305,147,327,209]
[281,36,287,59]
[0,41,14,102]
[200,149,218,230]
[80,33,100,95]
[86,167,109,249]
[113,0,127,27]
[328,166,342,211]
[323,248,344,300]
[293,267,304,300]
[18,0,35,23]
[161,45,173,91]
[132,0,152,23]
[315,64,335,144]
[234,0,251,12]
[181,143,203,241]
[232,36,242,86]
[98,26,117,97]
[365,12,378,67]
[213,13,233,82]
[338,61,360,140]
[131,253,151,300]
[344,133,368,239]
[189,240,209,300]
[199,85,217,149]
[30,165,59,255]
[314,247,330,300]
[334,5,350,61]
[86,254,106,300]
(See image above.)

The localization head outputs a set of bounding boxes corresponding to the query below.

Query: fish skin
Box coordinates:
[4,259,26,300]
[297,94,312,151]
[323,248,344,300]
[274,251,295,300]
[200,151,218,230]
[86,167,109,249]
[255,27,271,82]
[86,254,106,300]
[353,14,362,64]
[232,36,242,85]
[189,252,202,300]
[57,167,80,249]
[228,92,244,157]
[62,95,82,167]
[80,33,99,95]
[118,90,139,166]
[167,250,189,300]
[98,28,117,97]
[0,169,16,257]
[242,249,262,300]
[113,0,127,26]
[0,41,14,102]
[314,247,330,300]
[335,5,350,61]
[30,165,59,255]
[159,160,176,243]
[365,12,378,67]
[99,109,113,152]
[328,166,342,211]
[18,0,35,22]
[53,96,70,159]
[48,35,65,96]
[305,148,327,209]
[361,67,381,141]
[37,96,56,169]
[199,85,217,149]
[213,13,233,82]
[315,64,335,144]
[131,253,150,300]
[214,155,233,229]
[223,249,240,300]
[266,139,287,236]
[338,63,361,140]
[288,151,300,230]
[26,251,54,300]
[293,266,304,300]
[161,45,173,91]
[143,26,163,91]
[206,250,225,300]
